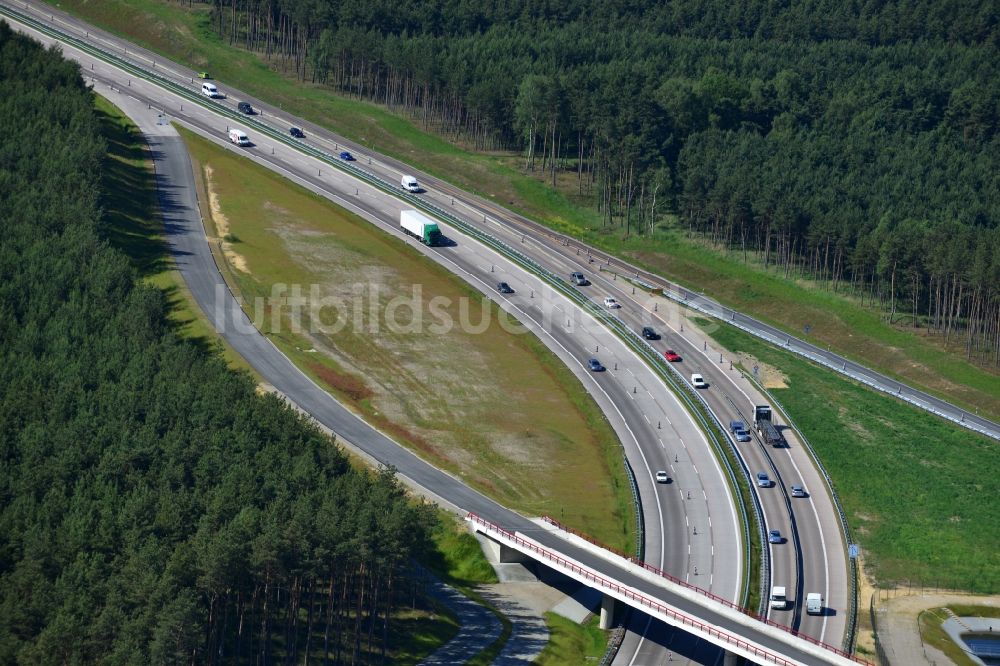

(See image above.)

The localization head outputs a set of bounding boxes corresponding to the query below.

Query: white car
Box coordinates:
[603,297,621,309]
[655,471,670,483]
[690,373,707,388]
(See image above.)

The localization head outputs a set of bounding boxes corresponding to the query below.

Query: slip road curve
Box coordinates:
[0,8,749,665]
[0,3,876,660]
[83,60,846,666]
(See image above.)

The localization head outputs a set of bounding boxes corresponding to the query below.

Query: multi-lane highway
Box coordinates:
[0,2,882,662]
[65,82,863,666]
[0,6,743,663]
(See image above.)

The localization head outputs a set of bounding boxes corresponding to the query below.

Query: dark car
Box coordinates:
[641,326,659,340]
[730,420,751,442]
[289,127,305,138]
[496,282,514,294]
[588,358,605,372]
[339,151,354,161]
[238,101,254,114]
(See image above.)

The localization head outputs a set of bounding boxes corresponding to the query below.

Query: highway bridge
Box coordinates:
[467,513,866,665]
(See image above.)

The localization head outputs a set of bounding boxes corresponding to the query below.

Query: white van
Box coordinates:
[806,592,823,615]
[228,129,250,146]
[401,175,420,192]
[770,585,789,610]
[201,82,219,98]
[690,373,707,388]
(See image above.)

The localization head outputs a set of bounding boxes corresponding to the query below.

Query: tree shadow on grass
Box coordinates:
[95,105,169,278]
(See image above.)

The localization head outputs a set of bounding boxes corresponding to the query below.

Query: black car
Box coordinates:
[289,127,305,138]
[588,358,605,372]
[496,282,514,294]
[238,101,254,114]
[641,326,659,340]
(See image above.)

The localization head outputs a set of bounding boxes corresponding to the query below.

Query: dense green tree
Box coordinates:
[0,22,436,663]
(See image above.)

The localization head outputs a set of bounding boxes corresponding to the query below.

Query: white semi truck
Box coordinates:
[400,210,442,246]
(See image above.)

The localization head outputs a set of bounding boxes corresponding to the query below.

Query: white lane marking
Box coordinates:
[781,446,832,642]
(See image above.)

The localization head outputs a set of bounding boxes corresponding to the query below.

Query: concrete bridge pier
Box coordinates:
[478,535,530,564]
[723,650,737,666]
[599,594,617,629]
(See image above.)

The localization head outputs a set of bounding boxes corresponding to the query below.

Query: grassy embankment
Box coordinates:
[178,126,634,554]
[49,0,1000,422]
[691,317,1000,593]
[96,93,467,665]
[98,83,609,665]
[183,125,617,661]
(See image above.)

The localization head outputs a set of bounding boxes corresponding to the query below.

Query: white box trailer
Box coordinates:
[400,210,442,246]
[228,129,250,146]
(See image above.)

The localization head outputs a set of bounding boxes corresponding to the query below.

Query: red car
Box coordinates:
[664,349,682,362]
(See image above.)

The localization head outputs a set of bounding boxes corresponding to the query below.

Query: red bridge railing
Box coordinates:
[470,513,872,665]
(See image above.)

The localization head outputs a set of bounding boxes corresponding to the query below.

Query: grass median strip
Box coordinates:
[178,126,636,551]
[692,316,1000,593]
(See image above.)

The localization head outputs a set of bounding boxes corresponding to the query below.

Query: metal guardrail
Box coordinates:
[724,397,773,616]
[620,453,645,561]
[670,296,998,443]
[745,375,861,654]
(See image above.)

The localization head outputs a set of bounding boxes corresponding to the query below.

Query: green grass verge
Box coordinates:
[691,317,1000,593]
[94,93,253,375]
[534,613,609,665]
[48,0,1000,423]
[386,603,461,666]
[423,512,498,588]
[176,125,636,553]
